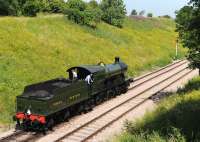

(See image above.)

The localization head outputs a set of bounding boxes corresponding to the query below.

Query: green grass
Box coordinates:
[0,15,186,126]
[115,77,200,142]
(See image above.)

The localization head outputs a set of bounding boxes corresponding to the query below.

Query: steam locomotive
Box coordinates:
[13,57,132,132]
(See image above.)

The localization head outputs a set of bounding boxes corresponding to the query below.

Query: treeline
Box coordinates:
[130,9,153,17]
[130,9,171,19]
[0,0,126,28]
[0,0,65,16]
[66,0,126,28]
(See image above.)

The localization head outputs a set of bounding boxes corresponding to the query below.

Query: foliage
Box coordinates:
[131,9,137,16]
[161,15,171,19]
[114,129,186,142]
[22,0,41,16]
[0,0,65,16]
[116,77,200,142]
[100,0,126,28]
[48,0,65,13]
[0,0,126,28]
[0,15,186,128]
[64,0,87,24]
[177,77,200,94]
[175,1,200,70]
[147,13,153,17]
[0,0,9,15]
[0,0,20,16]
[139,10,145,16]
[88,0,99,8]
[64,0,102,27]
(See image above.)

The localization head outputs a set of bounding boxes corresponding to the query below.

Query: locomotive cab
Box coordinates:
[68,67,91,81]
[67,66,105,83]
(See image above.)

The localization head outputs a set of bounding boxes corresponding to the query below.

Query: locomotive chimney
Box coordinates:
[115,57,120,63]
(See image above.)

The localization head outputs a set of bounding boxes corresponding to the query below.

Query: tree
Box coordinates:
[100,0,126,28]
[0,0,66,16]
[0,0,10,15]
[48,0,65,13]
[22,0,41,16]
[131,9,137,16]
[0,0,20,16]
[84,8,102,28]
[176,3,200,72]
[64,0,101,28]
[88,0,98,9]
[65,0,86,24]
[162,15,171,19]
[139,10,145,16]
[147,13,153,17]
[87,0,102,27]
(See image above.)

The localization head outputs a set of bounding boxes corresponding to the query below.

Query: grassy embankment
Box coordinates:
[115,77,200,142]
[0,15,186,127]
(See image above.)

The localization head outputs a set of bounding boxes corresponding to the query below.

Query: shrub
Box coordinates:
[0,0,10,15]
[131,9,137,16]
[0,0,66,16]
[139,10,145,16]
[147,13,153,18]
[65,0,87,24]
[88,0,99,8]
[22,0,41,16]
[100,0,126,28]
[48,0,65,13]
[0,0,20,16]
[162,15,171,19]
[64,0,102,28]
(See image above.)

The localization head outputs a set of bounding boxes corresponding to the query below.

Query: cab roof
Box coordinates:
[67,65,105,74]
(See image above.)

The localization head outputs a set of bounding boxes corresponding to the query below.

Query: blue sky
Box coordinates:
[84,0,189,18]
[125,0,189,17]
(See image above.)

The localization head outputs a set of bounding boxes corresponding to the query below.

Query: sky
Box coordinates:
[125,0,189,18]
[84,0,189,18]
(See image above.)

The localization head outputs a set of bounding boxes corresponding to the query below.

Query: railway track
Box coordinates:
[54,62,192,142]
[0,131,24,142]
[0,130,43,142]
[0,60,192,142]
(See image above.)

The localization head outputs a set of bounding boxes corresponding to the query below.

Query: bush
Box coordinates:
[0,0,66,16]
[147,13,153,17]
[0,0,10,15]
[64,0,102,28]
[162,15,171,19]
[88,0,98,8]
[67,0,86,11]
[131,9,137,16]
[139,10,145,16]
[0,0,20,16]
[100,0,126,28]
[48,0,65,13]
[22,0,41,16]
[65,0,87,24]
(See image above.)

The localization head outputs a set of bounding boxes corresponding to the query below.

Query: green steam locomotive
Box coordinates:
[13,57,133,132]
